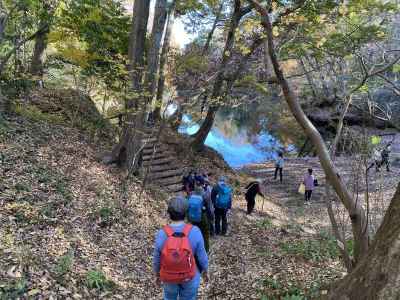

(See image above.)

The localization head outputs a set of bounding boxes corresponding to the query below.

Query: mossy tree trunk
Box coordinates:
[328,183,400,299]
[111,0,150,173]
[144,0,168,114]
[154,0,176,121]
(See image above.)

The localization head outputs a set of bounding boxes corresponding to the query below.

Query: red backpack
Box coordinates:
[160,224,196,283]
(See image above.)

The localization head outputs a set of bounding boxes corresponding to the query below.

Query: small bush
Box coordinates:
[264,277,281,290]
[98,206,114,227]
[14,211,28,223]
[54,179,73,203]
[0,278,28,299]
[54,252,74,278]
[85,269,114,291]
[257,218,274,230]
[13,103,64,124]
[14,182,31,193]
[261,278,306,300]
[280,235,339,262]
[40,203,57,219]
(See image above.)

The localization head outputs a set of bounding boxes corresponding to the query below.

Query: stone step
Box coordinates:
[164,184,184,193]
[142,151,174,162]
[147,169,183,180]
[141,137,158,144]
[142,146,170,155]
[146,164,180,173]
[142,157,175,167]
[155,175,182,187]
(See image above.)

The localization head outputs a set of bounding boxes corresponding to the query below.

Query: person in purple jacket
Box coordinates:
[153,196,209,300]
[303,168,315,203]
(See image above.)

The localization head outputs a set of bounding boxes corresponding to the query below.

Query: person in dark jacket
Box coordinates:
[244,179,265,215]
[182,171,195,195]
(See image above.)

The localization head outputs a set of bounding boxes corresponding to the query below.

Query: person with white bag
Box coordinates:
[303,168,315,203]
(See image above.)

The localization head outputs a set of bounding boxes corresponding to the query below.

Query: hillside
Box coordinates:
[0,94,349,299]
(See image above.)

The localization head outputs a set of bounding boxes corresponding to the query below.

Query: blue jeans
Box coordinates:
[163,272,200,300]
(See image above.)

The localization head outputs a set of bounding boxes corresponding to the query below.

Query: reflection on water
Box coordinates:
[179,113,295,168]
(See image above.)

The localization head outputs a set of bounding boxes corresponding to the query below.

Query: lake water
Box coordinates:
[178,113,294,168]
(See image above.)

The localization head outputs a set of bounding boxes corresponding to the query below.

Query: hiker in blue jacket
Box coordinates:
[187,182,210,252]
[153,196,208,300]
[211,176,232,236]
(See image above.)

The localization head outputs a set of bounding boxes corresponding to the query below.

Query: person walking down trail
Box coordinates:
[303,168,315,203]
[182,171,195,195]
[244,179,265,215]
[274,152,284,183]
[380,143,391,172]
[153,196,208,300]
[203,179,215,236]
[187,182,210,252]
[211,176,232,236]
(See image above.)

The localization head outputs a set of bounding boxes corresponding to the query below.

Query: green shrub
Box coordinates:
[261,278,306,300]
[280,234,339,262]
[257,218,273,229]
[54,179,73,203]
[14,182,31,193]
[40,203,57,219]
[85,269,114,291]
[13,103,64,124]
[14,211,28,223]
[263,277,281,290]
[0,278,28,299]
[97,206,115,227]
[55,252,74,278]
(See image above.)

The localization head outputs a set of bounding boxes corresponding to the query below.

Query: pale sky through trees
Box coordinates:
[124,0,194,48]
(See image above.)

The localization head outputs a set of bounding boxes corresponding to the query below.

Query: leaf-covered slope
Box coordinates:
[0,114,345,299]
[0,115,167,299]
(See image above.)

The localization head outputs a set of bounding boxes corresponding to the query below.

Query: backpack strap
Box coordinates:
[182,224,193,236]
[163,225,174,237]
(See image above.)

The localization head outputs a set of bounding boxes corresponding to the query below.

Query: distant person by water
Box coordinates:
[303,168,315,203]
[274,152,284,183]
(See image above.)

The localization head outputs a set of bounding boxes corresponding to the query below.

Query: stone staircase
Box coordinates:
[139,128,184,193]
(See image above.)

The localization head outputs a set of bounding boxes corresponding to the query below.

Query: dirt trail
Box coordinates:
[2,114,398,299]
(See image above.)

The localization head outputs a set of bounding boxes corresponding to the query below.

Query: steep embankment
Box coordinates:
[1,93,349,299]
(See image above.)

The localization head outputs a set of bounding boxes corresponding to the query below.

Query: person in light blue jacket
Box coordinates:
[274,152,284,183]
[153,196,209,300]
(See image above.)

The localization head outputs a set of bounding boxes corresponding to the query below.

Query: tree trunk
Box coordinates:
[110,0,150,172]
[191,0,244,151]
[249,0,369,263]
[0,13,6,44]
[0,24,49,76]
[154,0,176,120]
[201,2,224,56]
[328,183,400,299]
[144,0,168,111]
[29,21,49,76]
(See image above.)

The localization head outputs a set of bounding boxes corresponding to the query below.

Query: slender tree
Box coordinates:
[154,0,176,120]
[191,0,251,151]
[201,2,224,56]
[110,0,150,172]
[144,0,169,112]
[248,0,370,263]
